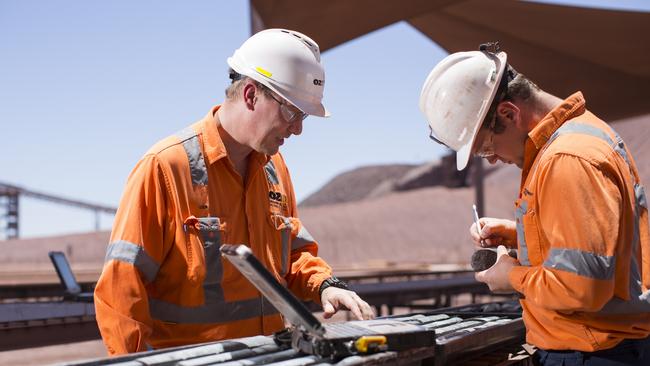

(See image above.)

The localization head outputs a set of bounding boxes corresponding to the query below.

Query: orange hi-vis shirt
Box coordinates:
[94,106,332,355]
[509,92,650,351]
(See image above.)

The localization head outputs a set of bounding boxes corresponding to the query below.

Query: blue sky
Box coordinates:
[1,1,648,238]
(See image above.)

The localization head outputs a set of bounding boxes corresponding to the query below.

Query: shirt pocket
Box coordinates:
[182,215,227,285]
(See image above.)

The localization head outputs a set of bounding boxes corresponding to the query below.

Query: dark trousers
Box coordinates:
[536,336,650,366]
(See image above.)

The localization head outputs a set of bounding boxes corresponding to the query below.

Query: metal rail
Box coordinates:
[0,181,117,239]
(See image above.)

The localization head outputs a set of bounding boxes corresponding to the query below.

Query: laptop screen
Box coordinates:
[48,251,81,295]
[220,244,326,336]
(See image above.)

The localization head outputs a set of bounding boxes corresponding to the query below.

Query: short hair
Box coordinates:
[225,68,274,100]
[484,66,540,134]
[505,72,540,103]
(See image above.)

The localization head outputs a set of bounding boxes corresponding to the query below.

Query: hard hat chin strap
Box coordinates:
[228,68,243,83]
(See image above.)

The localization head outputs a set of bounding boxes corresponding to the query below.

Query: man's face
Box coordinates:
[472,114,527,168]
[251,90,305,155]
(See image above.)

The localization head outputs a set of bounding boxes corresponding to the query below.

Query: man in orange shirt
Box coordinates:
[419,43,650,365]
[94,29,374,355]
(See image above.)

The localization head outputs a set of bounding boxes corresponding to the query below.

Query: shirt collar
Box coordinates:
[521,92,586,178]
[528,91,586,149]
[200,105,270,167]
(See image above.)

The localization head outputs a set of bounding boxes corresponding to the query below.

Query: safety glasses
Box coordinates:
[428,127,449,148]
[268,93,308,123]
[473,114,498,157]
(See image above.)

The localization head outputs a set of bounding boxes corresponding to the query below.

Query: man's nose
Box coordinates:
[289,118,303,136]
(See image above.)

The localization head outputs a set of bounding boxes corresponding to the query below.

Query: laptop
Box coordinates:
[48,251,94,302]
[220,244,436,358]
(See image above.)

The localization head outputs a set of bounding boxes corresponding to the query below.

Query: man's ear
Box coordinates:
[496,101,521,128]
[242,82,257,111]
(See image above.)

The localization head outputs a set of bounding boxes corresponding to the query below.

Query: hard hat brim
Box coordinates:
[455,51,507,171]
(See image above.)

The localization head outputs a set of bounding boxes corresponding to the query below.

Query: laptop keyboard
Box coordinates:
[324,322,374,338]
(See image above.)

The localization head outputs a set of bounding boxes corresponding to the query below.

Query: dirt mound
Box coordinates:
[299,164,417,207]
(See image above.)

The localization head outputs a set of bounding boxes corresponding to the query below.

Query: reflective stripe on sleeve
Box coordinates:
[543,248,615,280]
[105,240,160,283]
[599,256,650,314]
[292,225,315,250]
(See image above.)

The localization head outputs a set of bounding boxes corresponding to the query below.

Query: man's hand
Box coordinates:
[321,287,375,320]
[475,245,519,293]
[470,217,517,248]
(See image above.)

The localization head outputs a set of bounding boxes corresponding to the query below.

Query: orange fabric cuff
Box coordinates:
[509,265,530,295]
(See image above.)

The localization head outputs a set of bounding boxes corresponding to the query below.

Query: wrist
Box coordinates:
[319,276,349,296]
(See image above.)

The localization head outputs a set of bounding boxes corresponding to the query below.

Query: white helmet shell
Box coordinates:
[227,28,330,117]
[419,51,507,170]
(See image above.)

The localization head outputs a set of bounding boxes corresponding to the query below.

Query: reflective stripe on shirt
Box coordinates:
[105,240,159,283]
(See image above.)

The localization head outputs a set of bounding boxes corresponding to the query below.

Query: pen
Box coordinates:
[472,204,484,246]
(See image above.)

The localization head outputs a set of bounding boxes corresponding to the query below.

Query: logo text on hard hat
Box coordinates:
[313,79,323,86]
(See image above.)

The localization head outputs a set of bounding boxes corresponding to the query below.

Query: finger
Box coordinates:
[479,223,492,239]
[363,303,376,320]
[345,298,364,320]
[322,301,335,319]
[483,237,501,247]
[475,270,487,283]
[496,245,508,257]
[469,223,480,237]
[356,298,374,320]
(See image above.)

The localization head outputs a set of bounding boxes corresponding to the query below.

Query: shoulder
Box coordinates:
[541,113,621,170]
[143,124,204,167]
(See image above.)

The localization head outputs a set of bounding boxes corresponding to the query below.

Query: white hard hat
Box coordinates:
[419,50,507,170]
[227,28,330,117]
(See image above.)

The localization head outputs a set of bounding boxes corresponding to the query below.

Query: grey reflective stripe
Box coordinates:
[601,250,650,313]
[543,248,615,280]
[292,225,315,250]
[515,201,530,265]
[149,296,279,324]
[599,292,650,314]
[599,257,650,314]
[105,240,160,283]
[636,184,647,209]
[197,217,222,248]
[280,216,292,276]
[547,122,614,148]
[264,160,279,185]
[197,217,225,303]
[176,127,208,186]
